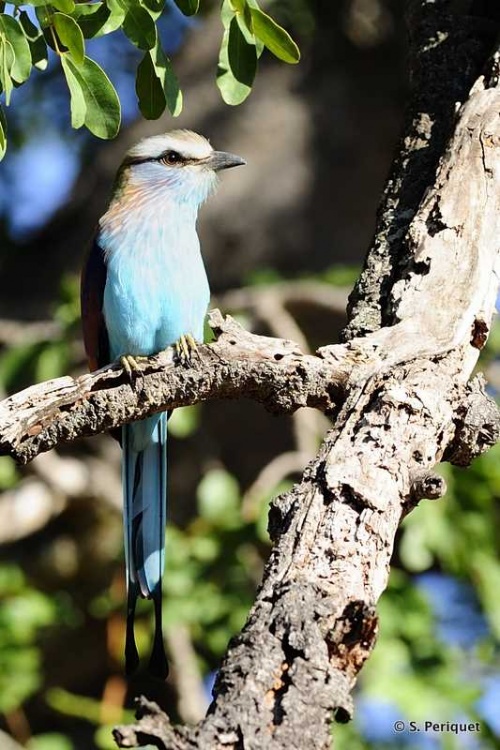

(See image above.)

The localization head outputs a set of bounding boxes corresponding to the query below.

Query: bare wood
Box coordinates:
[344,0,500,340]
[0,311,353,465]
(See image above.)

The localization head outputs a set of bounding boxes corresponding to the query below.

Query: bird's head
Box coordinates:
[118,130,246,207]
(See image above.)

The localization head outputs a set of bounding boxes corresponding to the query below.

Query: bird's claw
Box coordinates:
[174,334,198,365]
[120,354,148,379]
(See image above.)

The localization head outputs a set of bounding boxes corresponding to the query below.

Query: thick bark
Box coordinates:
[344,0,500,340]
[1,2,499,749]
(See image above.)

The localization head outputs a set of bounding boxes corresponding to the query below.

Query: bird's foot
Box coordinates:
[120,354,149,379]
[174,334,198,366]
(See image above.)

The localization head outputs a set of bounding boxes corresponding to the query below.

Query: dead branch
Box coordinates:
[0,311,353,465]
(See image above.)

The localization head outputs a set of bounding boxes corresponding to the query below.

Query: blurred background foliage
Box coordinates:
[0,0,498,749]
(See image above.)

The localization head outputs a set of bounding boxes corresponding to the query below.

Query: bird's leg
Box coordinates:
[120,354,149,379]
[174,333,199,365]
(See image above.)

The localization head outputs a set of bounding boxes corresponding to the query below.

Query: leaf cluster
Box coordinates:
[0,0,300,158]
[217,0,299,105]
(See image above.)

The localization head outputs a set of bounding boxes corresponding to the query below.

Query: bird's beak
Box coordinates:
[206,151,246,171]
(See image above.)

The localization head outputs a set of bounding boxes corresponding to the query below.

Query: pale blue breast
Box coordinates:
[101,214,210,360]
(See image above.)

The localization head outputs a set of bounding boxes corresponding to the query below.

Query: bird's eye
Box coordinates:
[162,150,183,166]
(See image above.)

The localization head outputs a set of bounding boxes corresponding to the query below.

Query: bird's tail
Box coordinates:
[122,413,168,678]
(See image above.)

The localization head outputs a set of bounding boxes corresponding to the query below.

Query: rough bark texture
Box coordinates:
[1,2,500,749]
[0,311,352,464]
[344,0,500,340]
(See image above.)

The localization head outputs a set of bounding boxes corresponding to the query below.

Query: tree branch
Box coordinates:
[0,310,354,465]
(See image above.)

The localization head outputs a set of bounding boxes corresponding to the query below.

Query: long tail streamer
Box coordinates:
[122,413,168,678]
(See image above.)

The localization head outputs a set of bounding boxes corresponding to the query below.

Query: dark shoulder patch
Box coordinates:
[81,237,110,371]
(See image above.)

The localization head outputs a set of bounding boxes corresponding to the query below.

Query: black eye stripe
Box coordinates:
[123,151,199,168]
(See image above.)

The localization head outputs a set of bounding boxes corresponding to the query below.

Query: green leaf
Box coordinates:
[8,0,52,5]
[320,264,361,287]
[173,0,199,15]
[53,13,85,65]
[73,3,112,39]
[46,688,106,724]
[231,0,258,49]
[136,49,165,119]
[98,0,125,35]
[0,37,14,105]
[220,0,234,27]
[141,0,164,20]
[61,54,85,127]
[399,519,434,572]
[227,15,256,86]
[61,54,120,138]
[0,104,6,160]
[229,0,246,13]
[233,10,263,57]
[149,40,182,116]
[122,3,156,49]
[217,0,254,104]
[77,56,121,137]
[34,5,52,29]
[250,6,300,64]
[19,10,47,70]
[0,14,32,83]
[51,0,75,13]
[217,25,251,105]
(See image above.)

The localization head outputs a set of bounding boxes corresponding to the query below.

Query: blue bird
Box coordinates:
[81,130,245,677]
